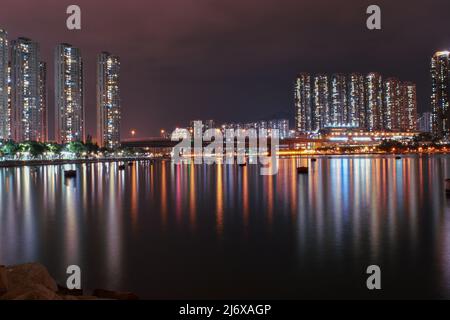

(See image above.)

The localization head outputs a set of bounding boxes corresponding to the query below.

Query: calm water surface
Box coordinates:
[1,155,450,299]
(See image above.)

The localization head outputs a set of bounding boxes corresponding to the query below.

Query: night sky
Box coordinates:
[1,0,449,139]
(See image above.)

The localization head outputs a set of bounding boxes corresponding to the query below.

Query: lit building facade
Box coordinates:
[383,77,401,130]
[189,120,203,138]
[54,44,84,143]
[295,73,312,132]
[97,52,120,149]
[0,29,8,140]
[401,82,417,132]
[220,119,290,139]
[365,73,383,131]
[382,79,417,132]
[6,63,11,139]
[204,119,215,131]
[347,73,365,128]
[330,74,347,127]
[318,127,416,145]
[11,37,45,142]
[313,74,329,131]
[295,72,417,134]
[39,62,47,142]
[189,119,217,136]
[431,51,450,137]
[276,119,290,139]
[419,112,432,133]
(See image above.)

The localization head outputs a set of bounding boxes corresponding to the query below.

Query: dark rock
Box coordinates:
[0,284,60,300]
[93,289,139,300]
[0,266,7,296]
[57,284,83,296]
[61,295,98,300]
[5,263,57,292]
[0,263,131,300]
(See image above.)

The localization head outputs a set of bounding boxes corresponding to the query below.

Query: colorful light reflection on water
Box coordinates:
[1,155,450,299]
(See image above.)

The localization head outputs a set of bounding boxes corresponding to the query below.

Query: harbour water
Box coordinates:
[1,155,450,299]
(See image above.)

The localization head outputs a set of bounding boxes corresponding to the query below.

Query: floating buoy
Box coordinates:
[239,163,247,167]
[297,166,308,174]
[64,170,77,178]
[118,164,126,170]
[445,179,450,196]
[128,162,134,166]
[311,158,317,162]
[395,156,402,160]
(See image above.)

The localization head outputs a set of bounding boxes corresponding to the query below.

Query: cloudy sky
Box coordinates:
[1,0,449,139]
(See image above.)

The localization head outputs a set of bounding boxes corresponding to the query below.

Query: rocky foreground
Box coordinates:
[0,263,139,300]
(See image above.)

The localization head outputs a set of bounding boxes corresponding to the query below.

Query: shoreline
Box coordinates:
[0,157,158,168]
[0,152,448,168]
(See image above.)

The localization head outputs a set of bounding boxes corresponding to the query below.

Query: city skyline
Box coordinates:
[0,25,444,144]
[0,26,442,143]
[0,27,436,145]
[0,0,449,138]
